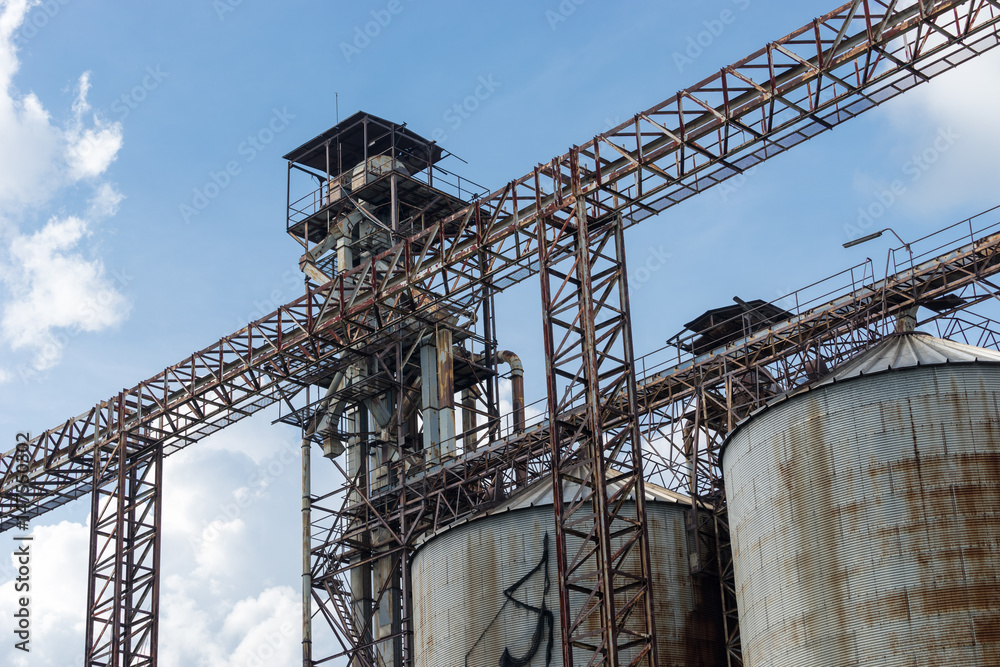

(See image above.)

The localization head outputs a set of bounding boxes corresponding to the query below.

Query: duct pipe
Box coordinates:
[497,350,526,485]
[496,350,525,432]
[437,329,456,458]
[299,370,343,666]
[896,305,919,333]
[301,428,312,666]
[461,385,481,452]
[419,343,440,459]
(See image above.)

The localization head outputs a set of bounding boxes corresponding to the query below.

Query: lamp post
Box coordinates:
[843,227,919,332]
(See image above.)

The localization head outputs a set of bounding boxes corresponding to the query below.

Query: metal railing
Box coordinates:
[287,149,490,232]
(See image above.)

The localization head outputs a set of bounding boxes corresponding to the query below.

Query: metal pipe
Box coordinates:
[496,350,525,432]
[390,173,399,233]
[419,343,439,459]
[349,403,373,667]
[461,385,480,452]
[301,433,312,666]
[497,350,526,485]
[437,328,455,458]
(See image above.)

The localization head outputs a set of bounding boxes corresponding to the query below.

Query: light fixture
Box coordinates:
[843,230,883,248]
[843,227,910,252]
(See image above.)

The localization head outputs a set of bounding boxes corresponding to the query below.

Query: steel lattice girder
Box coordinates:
[539,204,659,664]
[4,1,1000,530]
[1,5,1000,667]
[292,213,1000,667]
[314,220,1000,581]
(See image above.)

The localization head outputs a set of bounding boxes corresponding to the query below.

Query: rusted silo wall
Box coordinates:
[411,491,725,666]
[724,354,1000,666]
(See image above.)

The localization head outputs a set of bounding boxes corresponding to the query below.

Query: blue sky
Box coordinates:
[1,0,1000,664]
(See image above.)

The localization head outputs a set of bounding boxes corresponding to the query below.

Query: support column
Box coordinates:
[419,342,439,461]
[537,148,658,667]
[86,421,161,667]
[347,401,373,667]
[302,432,312,667]
[436,328,455,458]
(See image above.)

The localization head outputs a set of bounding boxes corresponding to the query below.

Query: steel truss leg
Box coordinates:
[538,148,658,667]
[713,497,742,667]
[86,431,162,667]
[308,339,412,667]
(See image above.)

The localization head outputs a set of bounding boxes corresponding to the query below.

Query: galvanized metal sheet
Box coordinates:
[814,331,1000,386]
[411,500,725,667]
[724,362,1000,666]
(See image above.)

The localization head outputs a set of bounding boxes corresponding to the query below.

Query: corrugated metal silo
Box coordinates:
[723,332,1000,666]
[411,475,726,666]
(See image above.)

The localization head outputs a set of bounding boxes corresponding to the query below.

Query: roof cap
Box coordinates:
[721,332,1000,459]
[283,110,443,175]
[491,467,692,513]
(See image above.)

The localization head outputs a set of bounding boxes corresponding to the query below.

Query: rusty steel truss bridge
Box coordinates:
[4,1,1000,666]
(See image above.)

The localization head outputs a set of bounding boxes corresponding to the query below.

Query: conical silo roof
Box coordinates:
[414,468,691,548]
[722,331,1000,451]
[814,331,1000,387]
[489,467,691,513]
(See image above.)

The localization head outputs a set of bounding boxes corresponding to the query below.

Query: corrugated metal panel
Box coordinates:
[411,500,725,667]
[485,470,693,511]
[815,331,1000,385]
[414,470,692,550]
[723,362,1000,667]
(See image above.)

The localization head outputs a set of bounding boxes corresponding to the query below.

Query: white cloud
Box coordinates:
[0,0,128,379]
[0,1,59,210]
[161,585,300,667]
[65,72,123,181]
[200,410,301,466]
[0,215,130,371]
[876,48,1000,216]
[0,86,60,209]
[87,182,124,220]
[0,412,306,667]
[156,418,304,666]
[0,520,88,667]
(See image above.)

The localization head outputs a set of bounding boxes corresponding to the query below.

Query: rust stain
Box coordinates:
[726,366,1000,666]
[975,616,1000,645]
[780,392,853,664]
[913,583,1000,615]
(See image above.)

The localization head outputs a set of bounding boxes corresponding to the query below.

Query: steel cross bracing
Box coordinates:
[0,1,998,665]
[311,210,1000,667]
[538,192,658,664]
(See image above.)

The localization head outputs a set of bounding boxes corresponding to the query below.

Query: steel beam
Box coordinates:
[1,4,1000,666]
[306,212,1000,665]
